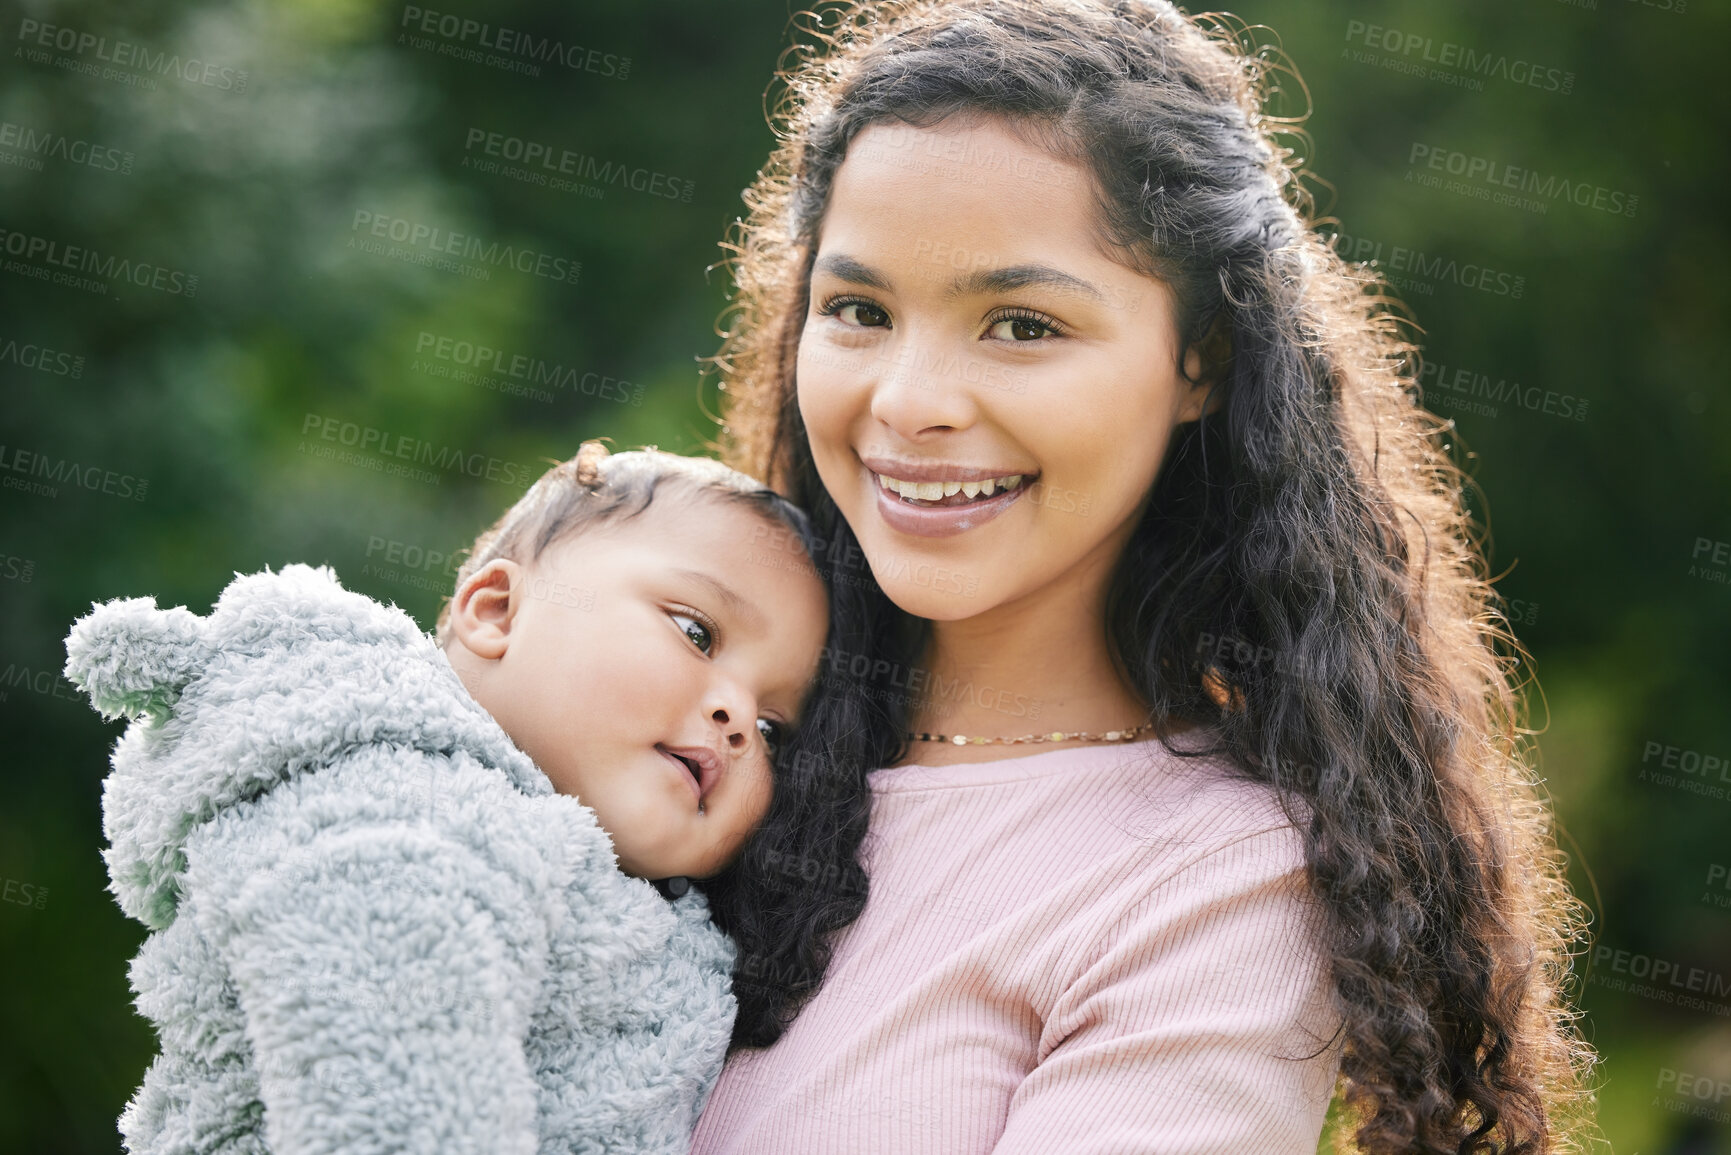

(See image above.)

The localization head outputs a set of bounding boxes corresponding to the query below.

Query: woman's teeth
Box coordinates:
[876,472,1027,507]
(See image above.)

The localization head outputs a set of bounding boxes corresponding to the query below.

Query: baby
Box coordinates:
[62,440,829,1155]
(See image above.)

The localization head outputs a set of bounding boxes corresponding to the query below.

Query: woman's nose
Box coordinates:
[866,337,978,437]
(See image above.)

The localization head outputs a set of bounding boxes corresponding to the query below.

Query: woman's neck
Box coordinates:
[892,557,1178,768]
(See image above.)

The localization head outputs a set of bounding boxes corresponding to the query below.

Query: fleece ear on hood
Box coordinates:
[64,564,547,930]
[65,596,212,724]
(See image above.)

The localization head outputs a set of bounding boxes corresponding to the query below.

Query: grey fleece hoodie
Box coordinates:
[63,563,737,1155]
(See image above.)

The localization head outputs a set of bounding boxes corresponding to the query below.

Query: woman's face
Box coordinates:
[797,115,1214,622]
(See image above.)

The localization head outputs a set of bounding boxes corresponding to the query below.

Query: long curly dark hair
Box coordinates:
[696,2,1600,1152]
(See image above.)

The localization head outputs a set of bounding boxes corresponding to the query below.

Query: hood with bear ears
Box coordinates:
[64,564,550,930]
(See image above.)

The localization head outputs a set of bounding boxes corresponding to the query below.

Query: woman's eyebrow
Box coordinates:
[812,252,890,290]
[812,252,1104,303]
[945,263,1105,304]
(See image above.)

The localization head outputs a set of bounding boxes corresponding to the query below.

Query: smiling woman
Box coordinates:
[800,115,1213,630]
[692,1,1600,1153]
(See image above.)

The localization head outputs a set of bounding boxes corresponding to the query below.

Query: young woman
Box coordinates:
[693,1,1600,1151]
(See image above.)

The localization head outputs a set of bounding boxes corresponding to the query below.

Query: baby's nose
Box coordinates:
[713,707,749,750]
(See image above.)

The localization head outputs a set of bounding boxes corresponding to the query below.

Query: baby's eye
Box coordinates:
[756,717,786,758]
[669,611,713,655]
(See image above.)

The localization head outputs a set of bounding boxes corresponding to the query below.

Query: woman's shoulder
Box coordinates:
[1030,729,1313,895]
[1143,730,1309,836]
[1038,726,1307,841]
[1045,739,1324,974]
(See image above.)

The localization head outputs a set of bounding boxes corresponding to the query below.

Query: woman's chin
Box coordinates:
[868,567,1002,622]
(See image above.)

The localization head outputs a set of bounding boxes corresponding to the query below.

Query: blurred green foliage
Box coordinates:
[1,1,1725,1150]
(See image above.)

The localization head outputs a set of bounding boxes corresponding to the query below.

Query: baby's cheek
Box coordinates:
[537,755,587,800]
[741,761,776,825]
[568,653,660,721]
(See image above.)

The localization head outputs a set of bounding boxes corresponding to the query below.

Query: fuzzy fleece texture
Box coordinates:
[64,563,738,1155]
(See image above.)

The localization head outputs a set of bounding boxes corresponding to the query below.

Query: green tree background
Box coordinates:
[1,1,1725,1150]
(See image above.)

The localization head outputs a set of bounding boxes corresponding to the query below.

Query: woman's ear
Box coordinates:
[1177,312,1231,423]
[446,559,524,661]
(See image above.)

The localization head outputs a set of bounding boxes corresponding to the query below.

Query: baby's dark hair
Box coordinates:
[434,439,819,646]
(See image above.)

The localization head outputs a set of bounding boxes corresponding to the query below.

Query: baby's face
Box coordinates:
[446,496,828,880]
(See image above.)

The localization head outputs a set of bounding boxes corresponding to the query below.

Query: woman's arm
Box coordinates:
[205,821,546,1155]
[994,825,1343,1155]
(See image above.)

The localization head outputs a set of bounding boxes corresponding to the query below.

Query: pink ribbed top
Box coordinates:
[689,729,1345,1154]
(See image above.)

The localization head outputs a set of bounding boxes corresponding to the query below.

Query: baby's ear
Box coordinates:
[63,597,211,722]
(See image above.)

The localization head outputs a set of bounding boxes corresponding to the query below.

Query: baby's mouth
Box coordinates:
[873,470,1036,508]
[660,747,701,782]
[656,743,721,802]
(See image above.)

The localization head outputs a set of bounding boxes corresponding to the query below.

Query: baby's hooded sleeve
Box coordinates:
[194,816,551,1155]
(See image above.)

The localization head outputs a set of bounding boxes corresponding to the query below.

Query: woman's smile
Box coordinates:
[859,451,1042,535]
[796,116,1211,619]
[869,467,1030,536]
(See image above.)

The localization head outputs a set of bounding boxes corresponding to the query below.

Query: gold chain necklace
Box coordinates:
[907,717,1156,746]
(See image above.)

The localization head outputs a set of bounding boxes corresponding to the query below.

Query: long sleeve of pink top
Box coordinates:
[690,729,1346,1154]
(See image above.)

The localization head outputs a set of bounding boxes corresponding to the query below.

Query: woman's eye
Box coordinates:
[987,313,1059,341]
[841,302,890,328]
[669,612,713,655]
[819,296,891,329]
[756,717,785,756]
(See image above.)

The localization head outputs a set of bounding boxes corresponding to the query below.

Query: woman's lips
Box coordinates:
[870,471,1031,538]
